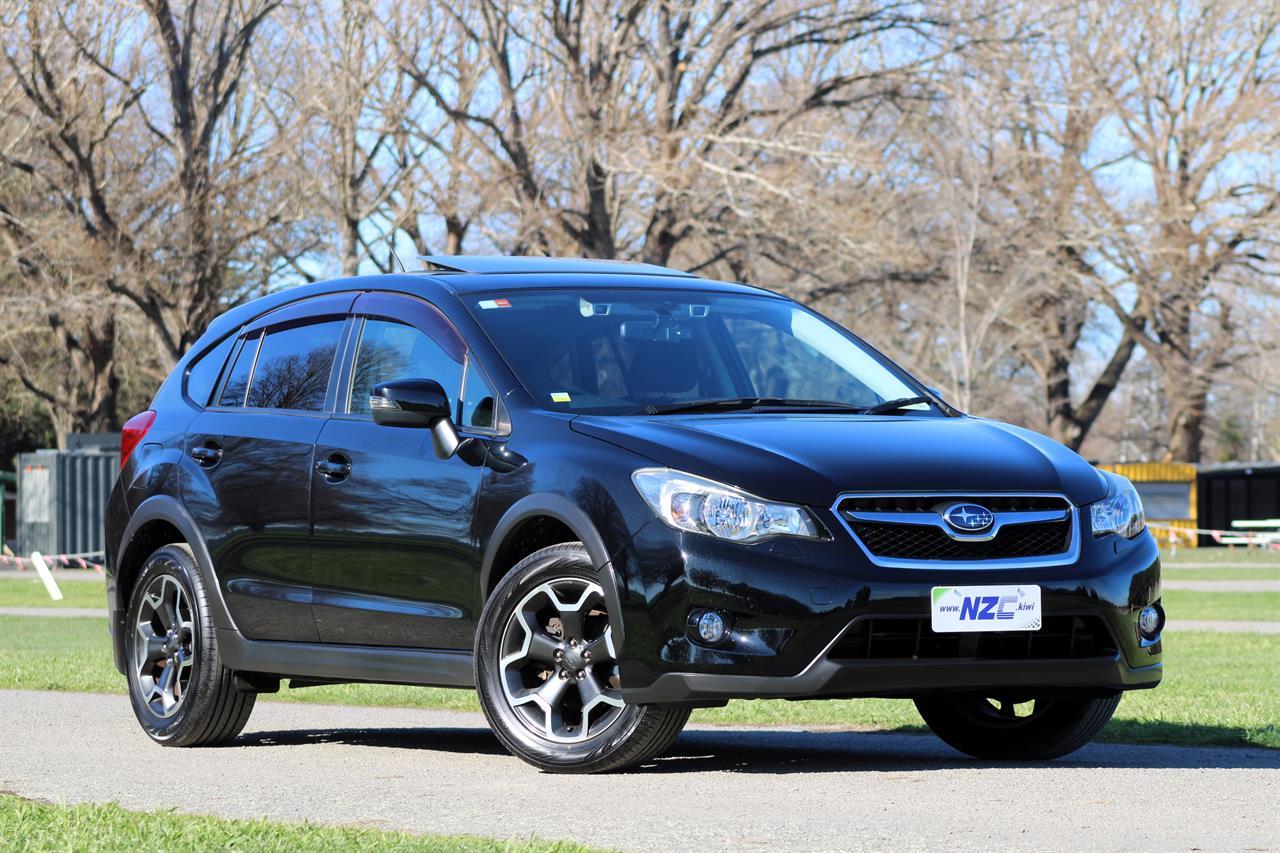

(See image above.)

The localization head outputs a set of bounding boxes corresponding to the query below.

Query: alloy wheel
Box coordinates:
[498,577,624,743]
[956,694,1052,728]
[132,574,196,718]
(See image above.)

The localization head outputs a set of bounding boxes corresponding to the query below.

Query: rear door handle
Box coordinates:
[315,454,352,482]
[190,444,223,467]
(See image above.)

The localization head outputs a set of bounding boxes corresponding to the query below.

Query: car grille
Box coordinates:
[835,493,1076,563]
[850,518,1072,560]
[840,495,1068,514]
[828,615,1117,661]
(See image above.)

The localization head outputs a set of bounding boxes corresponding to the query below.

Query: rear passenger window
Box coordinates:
[245,320,344,411]
[217,333,260,407]
[348,320,462,415]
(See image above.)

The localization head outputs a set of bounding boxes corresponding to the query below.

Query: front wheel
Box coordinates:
[914,692,1121,760]
[475,543,689,773]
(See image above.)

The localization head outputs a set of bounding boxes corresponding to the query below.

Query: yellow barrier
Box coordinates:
[1098,462,1199,548]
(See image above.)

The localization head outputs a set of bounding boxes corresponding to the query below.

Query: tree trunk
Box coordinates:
[1044,349,1081,448]
[443,214,468,255]
[1165,367,1210,463]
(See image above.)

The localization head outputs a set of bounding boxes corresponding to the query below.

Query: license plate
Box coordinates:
[931,585,1042,632]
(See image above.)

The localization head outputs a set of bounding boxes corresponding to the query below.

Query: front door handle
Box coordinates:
[190,443,223,467]
[315,454,352,482]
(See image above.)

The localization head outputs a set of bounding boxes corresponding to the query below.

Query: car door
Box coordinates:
[310,292,501,649]
[183,295,354,642]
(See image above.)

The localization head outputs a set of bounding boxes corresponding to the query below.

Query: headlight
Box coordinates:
[631,468,822,542]
[1090,472,1146,539]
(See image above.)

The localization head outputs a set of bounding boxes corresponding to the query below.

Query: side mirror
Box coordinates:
[371,378,462,459]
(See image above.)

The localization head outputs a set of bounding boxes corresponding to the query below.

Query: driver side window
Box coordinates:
[348,319,462,415]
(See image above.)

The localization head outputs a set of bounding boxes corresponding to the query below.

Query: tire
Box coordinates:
[123,544,255,746]
[914,692,1121,760]
[475,543,689,773]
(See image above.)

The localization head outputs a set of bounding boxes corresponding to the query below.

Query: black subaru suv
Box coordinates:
[105,256,1162,772]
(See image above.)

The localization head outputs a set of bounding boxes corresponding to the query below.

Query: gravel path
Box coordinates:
[1162,561,1279,570]
[0,606,106,618]
[1,690,1276,851]
[1162,579,1280,592]
[0,570,102,582]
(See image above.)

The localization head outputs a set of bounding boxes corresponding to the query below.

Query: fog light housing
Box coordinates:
[1138,605,1162,639]
[695,610,728,644]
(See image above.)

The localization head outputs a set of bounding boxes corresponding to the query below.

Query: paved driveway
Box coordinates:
[1,690,1276,851]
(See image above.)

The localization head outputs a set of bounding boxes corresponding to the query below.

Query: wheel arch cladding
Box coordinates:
[480,494,627,647]
[112,495,234,673]
[116,518,185,610]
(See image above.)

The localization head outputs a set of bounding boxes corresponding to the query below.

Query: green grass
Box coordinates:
[1161,589,1280,622]
[1162,566,1280,581]
[1159,547,1280,580]
[0,794,594,852]
[1,615,1275,749]
[0,577,106,609]
[7,576,1278,622]
[0,616,479,710]
[1160,547,1280,565]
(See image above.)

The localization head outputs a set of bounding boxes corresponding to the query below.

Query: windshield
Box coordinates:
[465,289,930,416]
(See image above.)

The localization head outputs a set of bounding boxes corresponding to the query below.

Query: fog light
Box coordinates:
[1138,606,1161,638]
[696,611,727,643]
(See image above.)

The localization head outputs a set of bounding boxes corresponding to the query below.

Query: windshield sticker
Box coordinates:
[550,392,572,403]
[478,298,511,309]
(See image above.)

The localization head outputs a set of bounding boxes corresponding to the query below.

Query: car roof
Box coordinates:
[194,257,783,354]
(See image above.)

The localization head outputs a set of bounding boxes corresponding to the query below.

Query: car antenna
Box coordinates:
[386,233,407,273]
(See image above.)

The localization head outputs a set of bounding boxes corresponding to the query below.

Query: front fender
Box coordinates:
[479,493,628,649]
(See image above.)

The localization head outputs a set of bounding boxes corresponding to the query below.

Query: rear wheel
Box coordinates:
[914,692,1121,760]
[475,543,689,772]
[124,544,255,746]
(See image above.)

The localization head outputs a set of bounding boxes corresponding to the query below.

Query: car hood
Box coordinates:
[570,413,1107,507]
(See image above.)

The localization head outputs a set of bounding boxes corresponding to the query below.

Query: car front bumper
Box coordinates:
[614,518,1163,705]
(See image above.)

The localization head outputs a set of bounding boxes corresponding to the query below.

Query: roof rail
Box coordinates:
[416,255,694,277]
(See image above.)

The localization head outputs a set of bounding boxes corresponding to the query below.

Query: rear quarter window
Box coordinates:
[217,333,260,407]
[184,334,237,407]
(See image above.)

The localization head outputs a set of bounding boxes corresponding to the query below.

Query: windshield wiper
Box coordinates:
[858,395,934,415]
[644,397,864,416]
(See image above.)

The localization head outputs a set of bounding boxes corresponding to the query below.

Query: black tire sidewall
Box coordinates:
[123,544,219,744]
[474,544,651,770]
[915,692,1122,760]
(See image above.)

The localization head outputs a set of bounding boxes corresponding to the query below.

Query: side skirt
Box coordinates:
[216,629,475,689]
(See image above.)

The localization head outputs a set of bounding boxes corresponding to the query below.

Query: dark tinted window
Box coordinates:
[217,333,260,407]
[245,320,344,411]
[186,334,236,407]
[465,291,922,415]
[348,319,462,415]
[722,317,881,408]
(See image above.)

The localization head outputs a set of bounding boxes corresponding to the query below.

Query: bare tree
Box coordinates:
[388,1,946,267]
[993,8,1142,449]
[1077,0,1280,461]
[1,0,1278,465]
[285,0,425,277]
[1,0,313,366]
